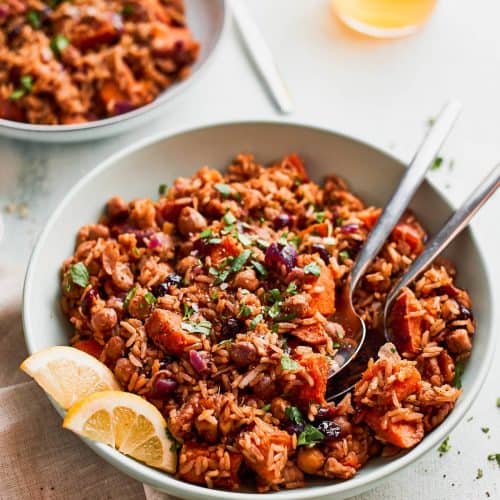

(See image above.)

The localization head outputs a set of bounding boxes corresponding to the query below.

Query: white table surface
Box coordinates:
[0,0,499,498]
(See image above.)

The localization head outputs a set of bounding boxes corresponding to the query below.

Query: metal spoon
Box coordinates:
[328,163,499,401]
[328,101,462,378]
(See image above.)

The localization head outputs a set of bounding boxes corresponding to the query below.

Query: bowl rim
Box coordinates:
[22,120,496,499]
[0,0,228,135]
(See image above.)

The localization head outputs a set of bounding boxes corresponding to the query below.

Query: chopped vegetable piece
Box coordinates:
[303,262,321,277]
[122,3,134,16]
[27,10,41,29]
[430,156,444,170]
[285,406,304,424]
[69,262,90,288]
[286,282,298,295]
[144,292,156,305]
[51,34,70,55]
[476,468,483,479]
[249,313,263,329]
[438,436,451,454]
[487,454,500,466]
[123,286,137,308]
[158,184,167,195]
[230,249,251,273]
[453,360,465,388]
[239,304,251,318]
[215,183,231,197]
[262,403,271,412]
[482,427,490,434]
[251,260,267,277]
[281,355,300,371]
[10,89,25,100]
[338,250,350,263]
[182,320,212,336]
[223,211,236,225]
[314,211,325,223]
[236,232,251,246]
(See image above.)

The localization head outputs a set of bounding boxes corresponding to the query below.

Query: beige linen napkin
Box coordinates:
[0,267,172,500]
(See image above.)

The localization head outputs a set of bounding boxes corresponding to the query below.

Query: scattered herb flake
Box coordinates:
[338,250,350,263]
[285,406,304,424]
[210,289,219,301]
[487,454,500,466]
[298,424,325,446]
[250,313,263,329]
[286,282,298,295]
[430,156,444,171]
[158,184,167,195]
[334,217,344,227]
[51,33,70,56]
[427,116,436,127]
[267,301,281,319]
[144,292,156,305]
[236,232,252,246]
[251,260,267,277]
[26,10,41,29]
[122,3,134,17]
[496,398,500,408]
[482,427,490,434]
[230,249,251,273]
[267,288,282,304]
[453,360,465,388]
[314,211,325,223]
[476,468,483,480]
[9,89,25,100]
[303,262,321,277]
[215,183,232,198]
[199,228,213,239]
[289,234,301,248]
[467,416,474,422]
[223,211,236,226]
[281,355,300,371]
[262,403,271,412]
[182,320,212,336]
[438,436,451,454]
[183,303,194,318]
[123,286,137,308]
[239,304,251,318]
[69,262,90,288]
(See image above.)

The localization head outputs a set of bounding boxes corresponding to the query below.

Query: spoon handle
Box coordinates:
[384,164,500,314]
[350,101,462,295]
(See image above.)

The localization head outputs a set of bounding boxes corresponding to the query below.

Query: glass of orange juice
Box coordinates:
[331,0,437,38]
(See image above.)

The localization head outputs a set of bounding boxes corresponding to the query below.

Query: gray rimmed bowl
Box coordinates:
[0,0,226,143]
[23,122,494,499]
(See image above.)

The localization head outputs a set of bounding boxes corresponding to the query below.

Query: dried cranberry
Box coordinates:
[221,317,245,338]
[340,223,359,234]
[154,377,177,396]
[311,244,330,265]
[112,101,134,116]
[265,243,297,272]
[81,288,99,317]
[151,273,182,297]
[159,356,174,369]
[7,25,22,42]
[458,302,473,320]
[285,422,305,435]
[273,214,291,230]
[316,420,341,441]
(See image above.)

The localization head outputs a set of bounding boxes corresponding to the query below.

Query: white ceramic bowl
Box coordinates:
[23,122,494,499]
[0,0,226,143]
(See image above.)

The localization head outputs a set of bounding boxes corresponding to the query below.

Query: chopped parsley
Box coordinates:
[285,406,304,424]
[487,454,500,466]
[166,428,181,453]
[182,320,212,336]
[482,427,490,434]
[10,74,34,100]
[286,282,298,295]
[430,156,444,171]
[249,313,263,329]
[230,249,252,273]
[267,301,281,319]
[298,424,324,446]
[69,262,90,288]
[144,292,156,305]
[267,288,282,304]
[223,211,237,226]
[50,34,70,56]
[199,228,213,239]
[183,303,195,318]
[123,286,137,308]
[236,232,252,246]
[496,398,500,408]
[280,355,300,371]
[338,250,350,263]
[215,183,231,198]
[334,217,344,227]
[303,262,321,277]
[476,468,483,480]
[262,403,271,412]
[210,289,219,301]
[453,360,465,388]
[158,184,167,196]
[26,10,41,29]
[239,304,251,318]
[289,234,301,248]
[251,260,267,277]
[438,436,451,455]
[314,211,326,223]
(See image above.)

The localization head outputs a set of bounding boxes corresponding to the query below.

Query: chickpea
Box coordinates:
[177,207,207,236]
[105,336,125,362]
[106,196,129,221]
[297,447,326,475]
[230,341,257,367]
[114,357,135,385]
[233,269,259,292]
[112,262,134,290]
[91,307,118,331]
[270,397,290,421]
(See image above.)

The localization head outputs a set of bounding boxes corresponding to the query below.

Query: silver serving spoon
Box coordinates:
[328,163,500,401]
[328,101,462,378]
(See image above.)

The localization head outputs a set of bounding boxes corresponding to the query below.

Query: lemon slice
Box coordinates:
[20,346,121,409]
[63,391,176,473]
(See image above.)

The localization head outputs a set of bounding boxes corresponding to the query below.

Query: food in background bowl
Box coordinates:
[0,0,199,124]
[52,153,475,492]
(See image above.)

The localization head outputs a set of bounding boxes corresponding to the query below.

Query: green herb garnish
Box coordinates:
[438,436,451,454]
[223,211,236,226]
[230,249,251,273]
[27,10,41,29]
[236,232,252,246]
[10,74,34,100]
[182,320,212,336]
[158,184,167,196]
[123,286,137,308]
[286,282,298,295]
[250,313,263,329]
[303,262,321,277]
[215,183,231,198]
[267,301,281,319]
[476,468,483,480]
[239,304,251,318]
[267,288,282,304]
[430,156,444,171]
[338,250,350,263]
[487,454,500,466]
[297,424,325,446]
[122,3,134,16]
[496,398,500,408]
[280,355,300,371]
[69,262,90,288]
[285,406,304,424]
[183,303,195,318]
[251,260,267,277]
[50,34,70,56]
[453,360,465,388]
[144,292,156,305]
[262,403,271,412]
[314,211,325,223]
[482,427,490,434]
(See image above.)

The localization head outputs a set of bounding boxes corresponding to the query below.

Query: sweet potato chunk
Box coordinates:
[209,236,242,266]
[300,222,329,238]
[364,409,424,449]
[293,352,329,406]
[388,288,423,354]
[391,222,424,254]
[145,309,197,356]
[289,323,327,345]
[73,339,103,359]
[309,264,336,316]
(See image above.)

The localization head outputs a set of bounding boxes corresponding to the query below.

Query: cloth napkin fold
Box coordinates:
[0,267,172,499]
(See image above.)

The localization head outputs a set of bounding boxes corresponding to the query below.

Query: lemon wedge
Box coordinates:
[63,391,176,472]
[20,345,121,409]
